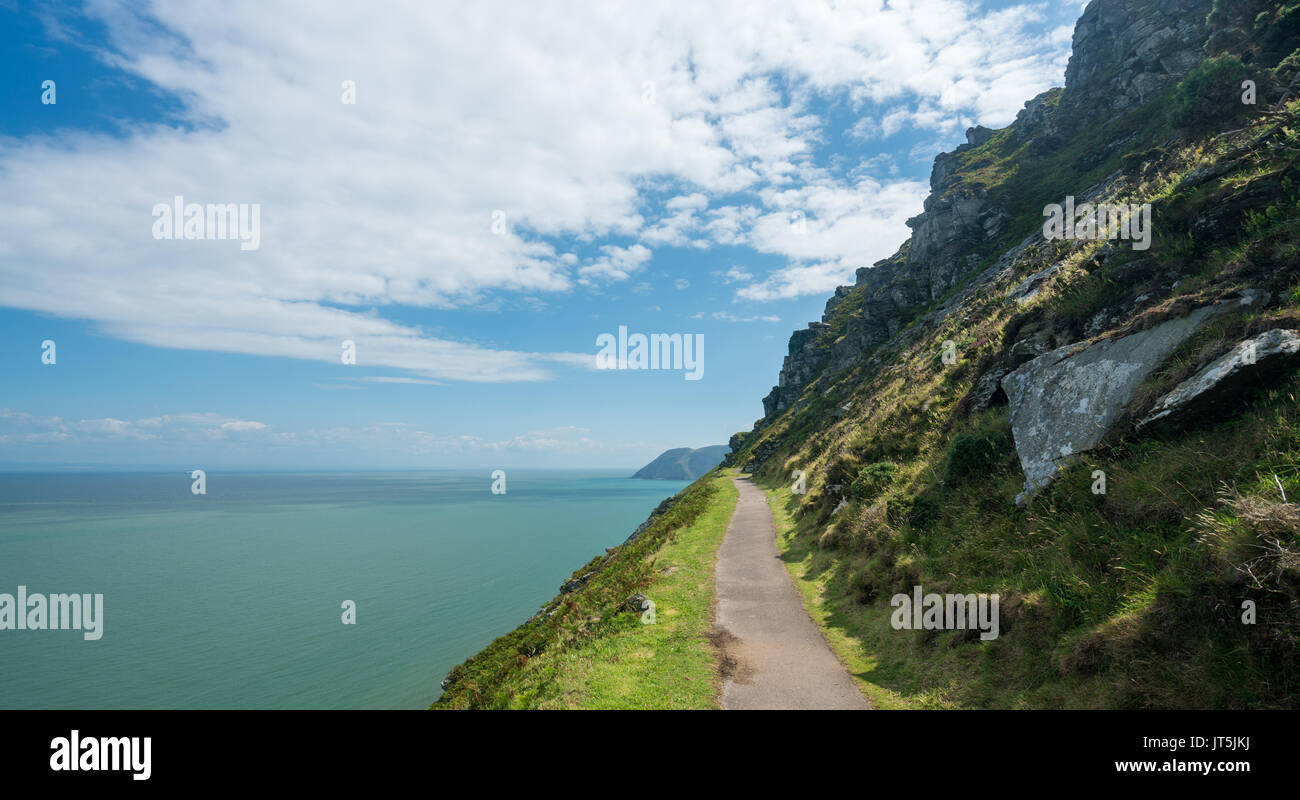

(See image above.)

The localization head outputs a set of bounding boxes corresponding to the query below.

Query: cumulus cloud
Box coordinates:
[714,265,753,284]
[219,420,268,432]
[0,0,1073,376]
[734,176,930,300]
[640,193,711,247]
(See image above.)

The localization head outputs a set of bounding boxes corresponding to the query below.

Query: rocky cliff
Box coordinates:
[757,0,1222,428]
[729,0,1300,707]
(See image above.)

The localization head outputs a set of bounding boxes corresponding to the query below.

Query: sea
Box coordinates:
[0,469,688,709]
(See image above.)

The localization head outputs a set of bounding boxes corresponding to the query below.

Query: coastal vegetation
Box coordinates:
[435,473,738,708]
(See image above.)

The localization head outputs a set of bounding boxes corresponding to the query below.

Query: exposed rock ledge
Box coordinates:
[1003,290,1267,505]
[1139,329,1300,432]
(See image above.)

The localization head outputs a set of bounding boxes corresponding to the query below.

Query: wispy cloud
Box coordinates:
[343,376,445,386]
[577,244,653,285]
[0,409,269,444]
[0,408,623,462]
[690,311,781,323]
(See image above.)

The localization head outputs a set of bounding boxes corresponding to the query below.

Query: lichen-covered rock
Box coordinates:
[1139,329,1300,431]
[623,593,651,614]
[1003,292,1266,505]
[822,285,854,318]
[722,430,750,467]
[560,572,594,593]
[905,189,996,301]
[1005,325,1058,369]
[929,126,997,190]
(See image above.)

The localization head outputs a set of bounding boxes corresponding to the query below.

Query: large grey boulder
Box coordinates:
[1138,329,1300,431]
[1003,291,1266,505]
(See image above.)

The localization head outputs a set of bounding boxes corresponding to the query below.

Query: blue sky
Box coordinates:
[0,0,1084,469]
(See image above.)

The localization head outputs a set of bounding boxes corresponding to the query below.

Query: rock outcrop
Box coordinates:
[623,593,652,615]
[1003,291,1268,504]
[742,437,779,473]
[762,322,833,418]
[1062,0,1214,116]
[746,0,1283,511]
[1139,329,1300,431]
[756,0,1219,426]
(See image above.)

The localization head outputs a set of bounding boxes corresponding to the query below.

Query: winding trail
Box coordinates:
[713,477,870,710]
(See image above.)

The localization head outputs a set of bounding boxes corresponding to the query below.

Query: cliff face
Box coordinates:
[1063,0,1215,114]
[757,0,1218,426]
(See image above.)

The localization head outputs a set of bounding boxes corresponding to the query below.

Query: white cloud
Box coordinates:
[0,0,1073,374]
[735,177,930,300]
[690,311,781,323]
[0,407,627,462]
[846,117,884,140]
[481,426,604,452]
[0,409,269,444]
[577,244,653,284]
[735,261,858,302]
[220,420,268,432]
[640,193,711,247]
[714,265,753,284]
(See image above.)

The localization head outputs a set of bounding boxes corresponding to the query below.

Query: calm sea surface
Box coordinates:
[0,470,687,708]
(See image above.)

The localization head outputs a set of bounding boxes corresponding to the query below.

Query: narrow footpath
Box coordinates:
[713,477,870,710]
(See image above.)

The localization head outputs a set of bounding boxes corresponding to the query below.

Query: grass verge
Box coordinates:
[434,470,739,709]
[765,482,915,709]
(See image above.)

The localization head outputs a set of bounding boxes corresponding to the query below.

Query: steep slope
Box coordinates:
[436,0,1300,709]
[434,473,738,708]
[728,0,1300,708]
[633,445,729,480]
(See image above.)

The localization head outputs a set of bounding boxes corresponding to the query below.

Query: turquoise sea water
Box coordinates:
[0,470,688,709]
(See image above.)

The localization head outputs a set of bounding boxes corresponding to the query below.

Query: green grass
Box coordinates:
[728,65,1300,707]
[510,473,739,708]
[766,485,913,709]
[759,358,1300,709]
[434,471,739,709]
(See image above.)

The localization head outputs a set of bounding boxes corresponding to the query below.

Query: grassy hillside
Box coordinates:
[729,30,1300,708]
[434,472,738,708]
[764,363,1300,708]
